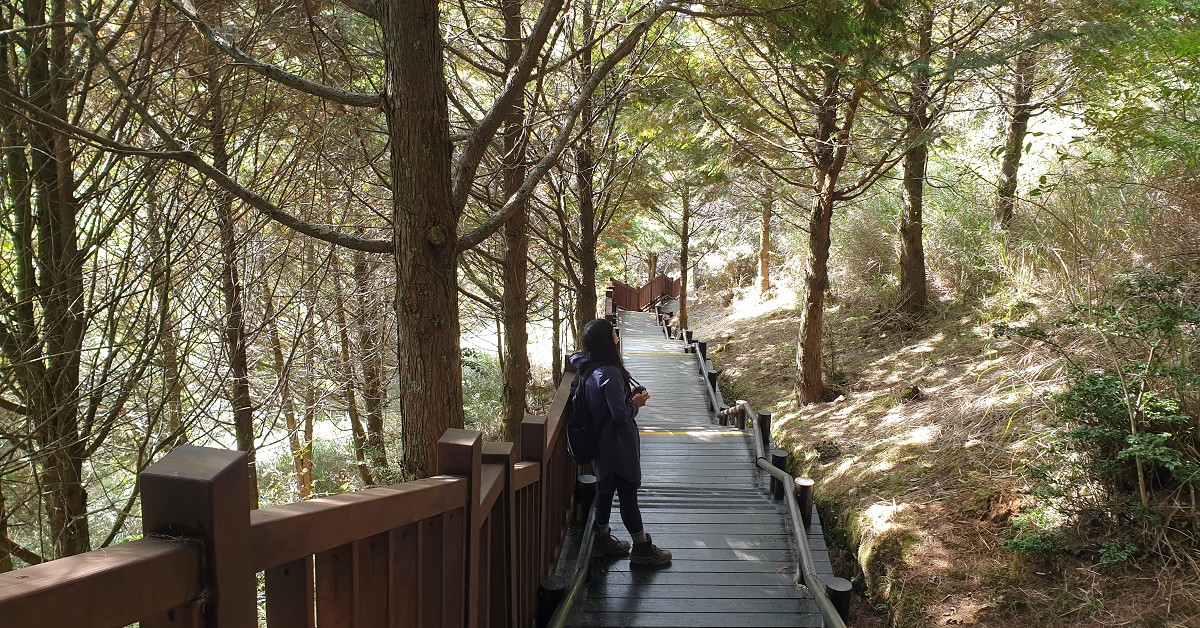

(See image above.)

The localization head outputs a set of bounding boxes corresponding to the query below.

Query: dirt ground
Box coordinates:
[690,290,1200,628]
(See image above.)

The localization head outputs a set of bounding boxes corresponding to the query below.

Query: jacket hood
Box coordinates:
[568,350,592,373]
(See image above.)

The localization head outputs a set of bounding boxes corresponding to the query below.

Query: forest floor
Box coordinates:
[688,288,1200,628]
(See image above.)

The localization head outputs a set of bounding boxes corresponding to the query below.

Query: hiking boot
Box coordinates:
[593,531,631,557]
[630,533,671,566]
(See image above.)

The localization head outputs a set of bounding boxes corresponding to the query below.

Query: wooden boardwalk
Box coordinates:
[568,311,830,627]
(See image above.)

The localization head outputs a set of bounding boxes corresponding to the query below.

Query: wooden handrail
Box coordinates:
[0,370,584,628]
[249,477,468,572]
[0,537,203,627]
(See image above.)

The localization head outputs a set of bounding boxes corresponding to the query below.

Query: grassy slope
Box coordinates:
[691,290,1200,627]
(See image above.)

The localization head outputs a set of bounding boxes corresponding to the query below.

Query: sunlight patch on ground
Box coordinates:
[863,500,907,532]
[724,290,796,322]
[902,425,940,446]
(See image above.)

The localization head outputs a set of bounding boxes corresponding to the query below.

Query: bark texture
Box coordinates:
[382,0,465,478]
[500,0,530,445]
[996,48,1036,228]
[759,191,772,295]
[797,67,860,404]
[899,9,933,314]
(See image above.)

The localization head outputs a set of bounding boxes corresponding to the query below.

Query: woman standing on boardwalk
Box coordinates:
[568,318,672,566]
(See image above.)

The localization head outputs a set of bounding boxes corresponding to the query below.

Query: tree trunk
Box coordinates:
[574,5,598,335]
[796,66,849,405]
[301,342,316,498]
[552,282,563,386]
[264,290,307,497]
[352,252,389,471]
[678,190,691,330]
[334,267,376,487]
[648,252,659,283]
[758,189,772,295]
[382,0,465,478]
[899,9,933,315]
[0,483,11,573]
[208,62,259,507]
[148,185,187,449]
[500,0,529,445]
[996,48,1036,228]
[24,0,90,556]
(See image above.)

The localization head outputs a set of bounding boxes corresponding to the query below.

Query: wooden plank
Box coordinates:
[442,507,467,627]
[265,556,315,628]
[579,598,815,613]
[388,523,419,628]
[353,532,389,628]
[636,513,785,524]
[598,559,793,574]
[573,611,822,627]
[249,478,467,572]
[315,543,354,628]
[418,514,444,627]
[580,583,803,599]
[0,538,202,628]
[588,571,795,587]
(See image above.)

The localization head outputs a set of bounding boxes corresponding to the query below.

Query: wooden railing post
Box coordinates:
[141,445,255,628]
[482,442,518,628]
[794,477,816,528]
[438,428,483,628]
[521,414,551,579]
[756,411,772,452]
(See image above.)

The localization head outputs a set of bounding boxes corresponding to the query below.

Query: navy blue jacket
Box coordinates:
[568,351,641,484]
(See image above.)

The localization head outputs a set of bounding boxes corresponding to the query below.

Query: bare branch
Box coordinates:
[0,85,392,253]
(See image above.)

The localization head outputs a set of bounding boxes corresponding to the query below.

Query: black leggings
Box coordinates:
[594,474,644,534]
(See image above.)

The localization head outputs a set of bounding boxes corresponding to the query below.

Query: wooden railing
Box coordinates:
[0,375,583,628]
[609,273,680,312]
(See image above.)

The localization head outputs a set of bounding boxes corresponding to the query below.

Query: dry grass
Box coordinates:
[691,289,1200,628]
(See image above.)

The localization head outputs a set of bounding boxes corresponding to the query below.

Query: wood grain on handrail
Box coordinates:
[0,537,203,628]
[249,477,468,572]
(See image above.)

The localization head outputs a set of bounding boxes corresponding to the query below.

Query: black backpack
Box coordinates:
[566,366,606,465]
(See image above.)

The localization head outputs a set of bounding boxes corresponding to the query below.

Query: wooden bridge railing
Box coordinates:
[0,374,583,628]
[609,273,680,312]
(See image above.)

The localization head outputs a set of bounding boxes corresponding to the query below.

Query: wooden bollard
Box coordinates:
[825,577,853,622]
[735,401,747,430]
[697,340,707,361]
[574,474,598,525]
[706,367,719,392]
[769,449,788,500]
[794,477,815,528]
[756,411,772,452]
[536,575,567,627]
[684,329,693,346]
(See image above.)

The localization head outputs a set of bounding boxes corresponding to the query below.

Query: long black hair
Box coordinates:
[581,318,631,385]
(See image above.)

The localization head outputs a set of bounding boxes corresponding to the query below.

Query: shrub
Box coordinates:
[998,272,1200,563]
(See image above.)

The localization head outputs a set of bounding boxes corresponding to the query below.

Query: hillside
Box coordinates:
[690,289,1200,627]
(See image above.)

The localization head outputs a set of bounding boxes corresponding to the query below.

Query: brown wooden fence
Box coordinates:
[0,374,582,628]
[609,274,680,312]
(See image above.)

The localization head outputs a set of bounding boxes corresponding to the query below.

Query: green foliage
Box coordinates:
[462,349,505,440]
[999,272,1200,563]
